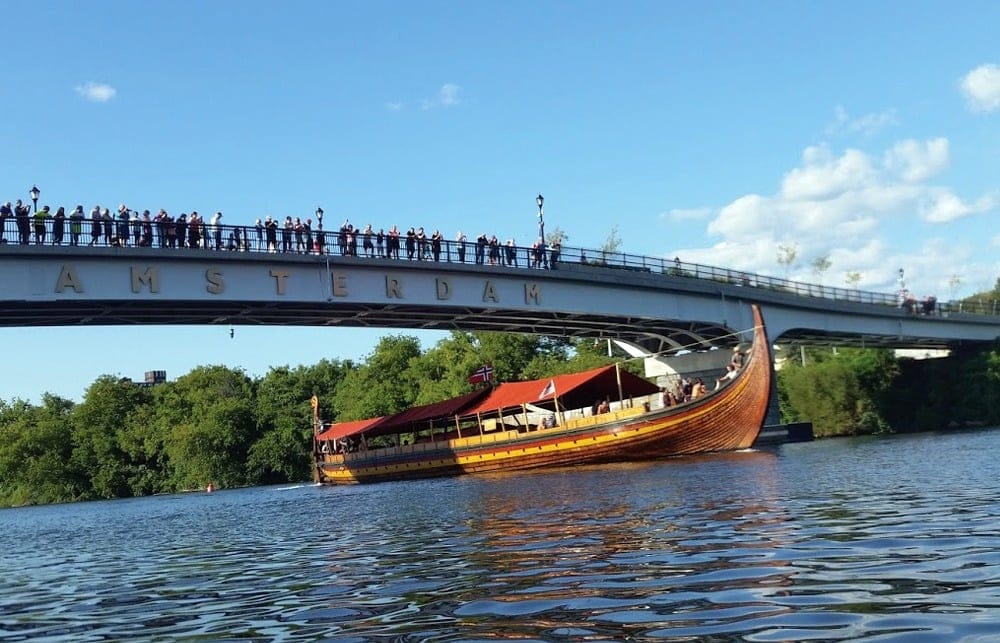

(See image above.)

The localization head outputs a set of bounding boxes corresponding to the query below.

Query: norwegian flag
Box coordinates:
[467,364,494,385]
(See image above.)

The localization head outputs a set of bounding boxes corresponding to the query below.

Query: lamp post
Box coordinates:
[535,193,545,243]
[898,267,905,291]
[316,207,324,229]
[29,185,40,213]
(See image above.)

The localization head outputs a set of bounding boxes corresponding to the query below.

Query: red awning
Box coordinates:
[316,417,383,441]
[316,365,660,440]
[363,388,492,437]
[461,365,659,416]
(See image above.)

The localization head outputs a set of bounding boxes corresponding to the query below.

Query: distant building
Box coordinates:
[133,370,167,387]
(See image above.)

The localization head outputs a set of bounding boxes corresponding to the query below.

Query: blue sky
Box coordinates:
[2,0,998,403]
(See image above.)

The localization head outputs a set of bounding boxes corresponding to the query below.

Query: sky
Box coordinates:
[1,0,998,403]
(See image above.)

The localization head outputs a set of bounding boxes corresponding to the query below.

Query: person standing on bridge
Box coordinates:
[293,217,304,252]
[431,229,443,261]
[15,199,31,245]
[69,205,84,246]
[456,231,467,263]
[131,211,141,247]
[154,209,167,248]
[89,206,101,246]
[282,216,293,252]
[416,226,428,260]
[52,206,66,245]
[265,215,278,252]
[0,201,11,244]
[211,211,223,250]
[33,205,50,245]
[363,224,375,258]
[116,205,130,247]
[405,227,416,260]
[140,211,153,247]
[388,225,400,259]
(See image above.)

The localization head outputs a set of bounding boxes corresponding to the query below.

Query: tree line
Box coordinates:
[0,332,617,507]
[4,326,999,507]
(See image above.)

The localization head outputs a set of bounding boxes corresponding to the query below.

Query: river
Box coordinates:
[3,429,1000,641]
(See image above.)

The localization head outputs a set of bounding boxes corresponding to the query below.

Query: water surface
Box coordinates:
[3,429,1000,641]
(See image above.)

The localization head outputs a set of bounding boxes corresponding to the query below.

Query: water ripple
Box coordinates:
[4,431,1000,640]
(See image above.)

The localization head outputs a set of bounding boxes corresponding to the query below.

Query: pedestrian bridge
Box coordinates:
[1,237,998,356]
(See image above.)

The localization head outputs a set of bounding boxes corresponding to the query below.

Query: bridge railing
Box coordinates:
[1,217,996,318]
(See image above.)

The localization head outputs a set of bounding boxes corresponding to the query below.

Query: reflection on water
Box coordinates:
[4,430,1000,640]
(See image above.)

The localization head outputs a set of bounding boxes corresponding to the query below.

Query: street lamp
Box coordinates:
[898,268,905,291]
[535,193,544,243]
[29,185,40,213]
[315,207,324,230]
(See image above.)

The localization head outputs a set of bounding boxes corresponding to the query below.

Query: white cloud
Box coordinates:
[920,189,996,223]
[680,136,995,295]
[663,207,712,222]
[884,138,949,183]
[827,105,898,136]
[960,64,1000,112]
[385,101,403,111]
[75,82,116,103]
[439,83,460,106]
[779,145,877,201]
[421,83,462,110]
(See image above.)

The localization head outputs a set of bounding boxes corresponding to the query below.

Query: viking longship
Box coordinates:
[313,305,771,484]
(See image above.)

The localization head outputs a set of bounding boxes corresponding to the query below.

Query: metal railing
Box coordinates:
[0,217,996,318]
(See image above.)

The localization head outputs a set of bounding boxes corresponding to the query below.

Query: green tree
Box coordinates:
[155,366,257,490]
[776,243,798,280]
[333,335,424,420]
[249,359,353,483]
[0,395,79,506]
[70,375,155,499]
[811,255,832,284]
[779,348,897,436]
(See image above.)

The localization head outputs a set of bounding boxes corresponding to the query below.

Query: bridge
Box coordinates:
[1,223,998,358]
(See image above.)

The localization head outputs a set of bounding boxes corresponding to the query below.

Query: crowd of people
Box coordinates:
[0,199,563,269]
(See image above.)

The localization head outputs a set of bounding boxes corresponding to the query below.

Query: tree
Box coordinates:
[778,348,897,437]
[155,365,257,490]
[948,274,962,301]
[0,395,79,506]
[70,375,155,499]
[333,335,423,420]
[776,243,798,280]
[600,225,622,264]
[249,359,353,484]
[811,255,832,284]
[545,226,568,247]
[845,270,862,290]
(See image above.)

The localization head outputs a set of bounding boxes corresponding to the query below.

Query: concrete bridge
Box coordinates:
[1,238,998,357]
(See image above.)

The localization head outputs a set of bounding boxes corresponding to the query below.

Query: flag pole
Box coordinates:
[615,362,624,408]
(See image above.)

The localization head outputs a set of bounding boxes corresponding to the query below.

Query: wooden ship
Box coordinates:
[313,305,772,484]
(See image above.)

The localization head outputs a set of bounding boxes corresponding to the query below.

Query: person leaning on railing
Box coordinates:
[33,205,50,245]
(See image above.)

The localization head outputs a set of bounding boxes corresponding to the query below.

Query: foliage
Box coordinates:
[333,335,423,420]
[778,348,897,437]
[0,396,78,506]
[545,226,568,247]
[776,243,798,279]
[10,306,1000,506]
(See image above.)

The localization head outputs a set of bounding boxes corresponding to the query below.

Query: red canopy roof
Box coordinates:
[316,417,383,441]
[363,387,492,437]
[316,365,659,441]
[462,365,660,416]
